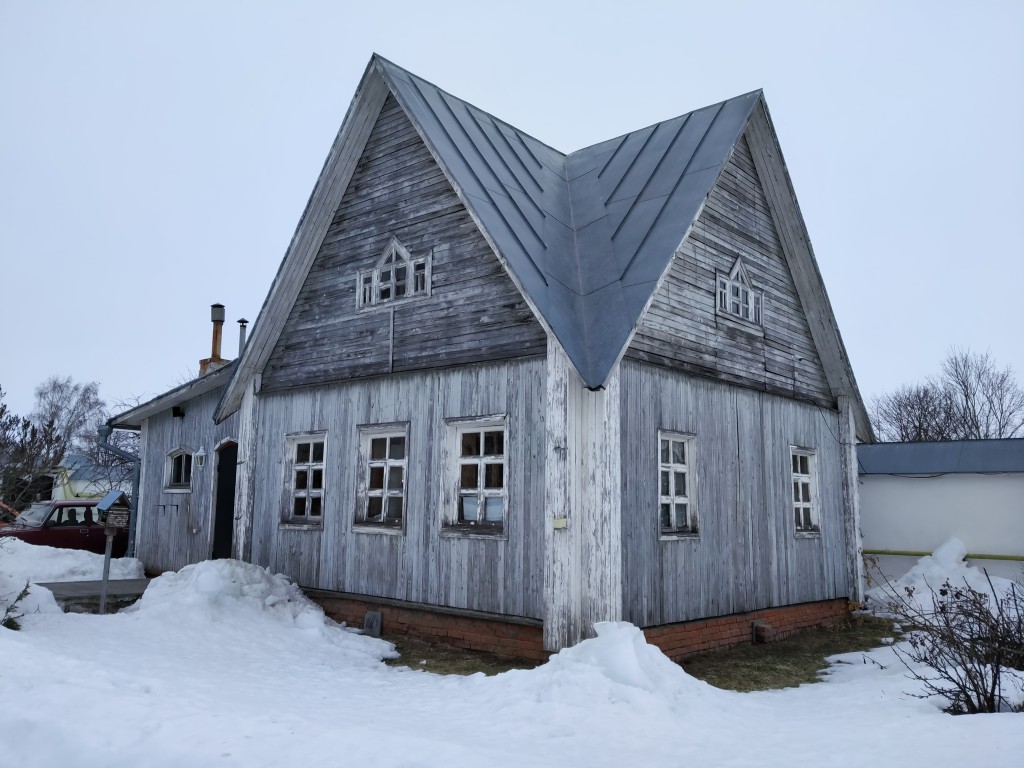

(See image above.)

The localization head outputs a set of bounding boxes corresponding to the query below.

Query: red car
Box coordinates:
[0,499,128,556]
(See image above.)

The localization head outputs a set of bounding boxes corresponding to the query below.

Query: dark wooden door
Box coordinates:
[212,442,237,559]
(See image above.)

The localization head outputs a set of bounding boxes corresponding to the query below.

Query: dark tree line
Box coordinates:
[0,377,137,509]
[872,350,1024,442]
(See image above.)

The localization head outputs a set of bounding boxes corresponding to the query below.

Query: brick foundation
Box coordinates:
[306,589,549,662]
[305,589,848,664]
[643,598,850,661]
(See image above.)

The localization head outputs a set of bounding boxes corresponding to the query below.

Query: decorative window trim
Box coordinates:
[791,447,820,536]
[441,415,508,537]
[717,257,763,326]
[164,447,193,493]
[658,431,698,538]
[356,236,431,310]
[354,423,409,533]
[281,432,326,527]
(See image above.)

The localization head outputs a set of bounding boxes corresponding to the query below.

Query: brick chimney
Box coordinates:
[199,303,229,375]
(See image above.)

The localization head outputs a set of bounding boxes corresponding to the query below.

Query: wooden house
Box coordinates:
[114,55,872,659]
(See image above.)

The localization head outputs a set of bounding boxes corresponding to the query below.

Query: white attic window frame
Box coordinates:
[356,236,431,310]
[717,257,762,325]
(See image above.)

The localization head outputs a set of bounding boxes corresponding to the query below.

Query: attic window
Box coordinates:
[717,258,762,325]
[166,449,193,491]
[357,237,430,309]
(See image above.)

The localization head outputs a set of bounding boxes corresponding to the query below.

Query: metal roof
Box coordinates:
[376,57,760,388]
[857,439,1024,475]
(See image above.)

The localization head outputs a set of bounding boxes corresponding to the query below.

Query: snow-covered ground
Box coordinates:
[1,541,1021,768]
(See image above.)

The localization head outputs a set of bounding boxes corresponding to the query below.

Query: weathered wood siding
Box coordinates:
[262,95,546,391]
[627,134,832,406]
[619,359,848,627]
[135,388,239,573]
[250,358,546,619]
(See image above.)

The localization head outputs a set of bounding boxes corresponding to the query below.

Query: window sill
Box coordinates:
[353,523,404,536]
[715,310,765,338]
[441,525,507,541]
[279,521,323,531]
[163,486,192,494]
[795,530,821,539]
[660,531,700,541]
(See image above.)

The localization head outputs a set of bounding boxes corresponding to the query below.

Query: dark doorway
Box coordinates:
[212,441,238,559]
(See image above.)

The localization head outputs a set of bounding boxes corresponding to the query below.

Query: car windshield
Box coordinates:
[16,502,52,527]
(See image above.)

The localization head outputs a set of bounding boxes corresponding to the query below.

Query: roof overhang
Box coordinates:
[110,362,236,429]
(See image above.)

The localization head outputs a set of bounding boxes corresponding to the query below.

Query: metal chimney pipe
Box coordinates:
[210,303,225,360]
[238,318,249,355]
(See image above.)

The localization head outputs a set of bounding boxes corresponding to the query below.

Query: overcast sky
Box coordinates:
[1,1,1021,421]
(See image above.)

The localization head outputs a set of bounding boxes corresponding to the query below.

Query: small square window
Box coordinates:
[658,432,697,536]
[356,426,408,530]
[166,449,193,490]
[446,418,507,534]
[791,448,818,534]
[284,434,326,524]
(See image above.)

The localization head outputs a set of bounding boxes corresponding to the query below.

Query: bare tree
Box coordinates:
[32,376,106,453]
[0,386,66,508]
[872,349,1024,441]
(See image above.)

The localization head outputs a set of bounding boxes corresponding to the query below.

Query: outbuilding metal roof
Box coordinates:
[857,439,1024,475]
[377,57,760,388]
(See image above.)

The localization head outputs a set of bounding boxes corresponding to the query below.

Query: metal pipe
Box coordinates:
[96,423,141,558]
[210,303,225,360]
[238,318,248,355]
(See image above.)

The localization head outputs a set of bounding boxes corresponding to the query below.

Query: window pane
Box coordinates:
[484,430,504,456]
[369,466,384,490]
[295,469,308,490]
[793,482,801,502]
[792,454,799,474]
[379,285,391,301]
[483,497,503,522]
[732,285,740,298]
[484,463,503,489]
[312,442,324,462]
[293,497,306,517]
[800,455,809,475]
[660,470,670,496]
[461,431,481,457]
[381,269,391,282]
[183,454,192,482]
[460,464,478,489]
[367,497,382,521]
[396,265,406,282]
[386,497,403,521]
[803,509,812,530]
[309,496,322,517]
[794,508,802,528]
[675,472,687,497]
[460,496,479,523]
[395,280,406,298]
[660,439,670,464]
[387,466,404,491]
[390,436,405,460]
[672,440,685,464]
[660,503,672,530]
[296,443,310,463]
[311,469,323,490]
[801,483,811,503]
[370,438,387,460]
[413,262,426,292]
[676,502,688,528]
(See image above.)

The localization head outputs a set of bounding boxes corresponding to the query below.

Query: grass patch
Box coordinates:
[385,633,542,676]
[680,615,895,692]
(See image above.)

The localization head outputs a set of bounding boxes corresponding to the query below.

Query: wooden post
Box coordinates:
[543,338,622,650]
[838,395,864,603]
[233,376,260,562]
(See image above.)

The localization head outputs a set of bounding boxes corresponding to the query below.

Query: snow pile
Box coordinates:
[866,538,1018,613]
[0,538,145,618]
[131,558,396,663]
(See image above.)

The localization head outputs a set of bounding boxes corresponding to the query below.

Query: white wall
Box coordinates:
[859,473,1024,582]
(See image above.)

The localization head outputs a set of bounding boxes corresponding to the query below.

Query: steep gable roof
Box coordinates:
[217,55,870,439]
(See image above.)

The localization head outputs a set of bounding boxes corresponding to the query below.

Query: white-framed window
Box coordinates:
[717,257,762,325]
[284,434,326,524]
[355,425,408,530]
[444,417,506,533]
[165,448,193,491]
[791,448,819,534]
[658,432,697,536]
[357,236,430,309]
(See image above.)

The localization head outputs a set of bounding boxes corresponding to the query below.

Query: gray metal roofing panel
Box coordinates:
[375,55,761,388]
[857,439,1024,475]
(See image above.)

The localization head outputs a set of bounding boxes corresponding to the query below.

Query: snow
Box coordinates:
[1,546,1021,768]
